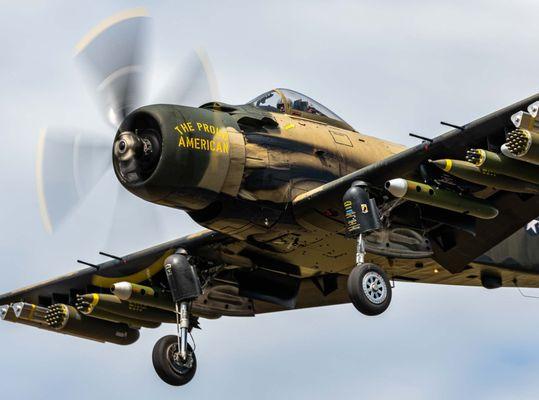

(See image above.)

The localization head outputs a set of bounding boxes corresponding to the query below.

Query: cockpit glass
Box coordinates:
[278,89,344,122]
[249,91,286,113]
[249,89,347,124]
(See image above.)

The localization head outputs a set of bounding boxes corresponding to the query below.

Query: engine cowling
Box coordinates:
[113,105,245,211]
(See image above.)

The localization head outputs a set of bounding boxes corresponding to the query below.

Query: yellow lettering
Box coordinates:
[177,128,230,154]
[187,122,194,132]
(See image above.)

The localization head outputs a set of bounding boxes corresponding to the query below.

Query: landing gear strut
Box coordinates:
[343,182,392,316]
[152,249,202,386]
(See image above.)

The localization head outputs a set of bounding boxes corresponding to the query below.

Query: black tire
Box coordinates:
[152,335,197,386]
[347,263,392,316]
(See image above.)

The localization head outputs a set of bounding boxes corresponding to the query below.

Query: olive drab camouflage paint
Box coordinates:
[7,8,539,387]
[6,86,539,359]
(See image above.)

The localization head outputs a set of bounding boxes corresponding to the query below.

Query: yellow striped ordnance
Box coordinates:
[75,293,177,323]
[1,304,56,331]
[503,128,539,165]
[111,282,172,309]
[465,149,539,185]
[111,281,252,318]
[11,302,49,324]
[385,178,499,219]
[431,159,539,194]
[110,281,221,319]
[78,307,161,329]
[45,303,140,345]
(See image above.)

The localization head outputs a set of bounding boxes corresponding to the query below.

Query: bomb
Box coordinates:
[45,303,140,345]
[75,293,176,323]
[431,158,539,193]
[503,128,539,165]
[465,149,539,185]
[385,178,498,219]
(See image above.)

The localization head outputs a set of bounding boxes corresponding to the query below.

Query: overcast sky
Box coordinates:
[3,1,539,399]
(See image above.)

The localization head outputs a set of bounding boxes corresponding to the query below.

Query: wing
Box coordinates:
[0,229,350,344]
[293,93,539,273]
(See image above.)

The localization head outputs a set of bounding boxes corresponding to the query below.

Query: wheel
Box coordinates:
[152,335,197,386]
[347,263,391,316]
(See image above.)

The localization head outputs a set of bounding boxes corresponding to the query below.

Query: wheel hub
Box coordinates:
[168,344,194,374]
[362,271,387,304]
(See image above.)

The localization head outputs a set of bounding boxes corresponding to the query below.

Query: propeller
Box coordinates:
[36,8,219,239]
[75,7,149,127]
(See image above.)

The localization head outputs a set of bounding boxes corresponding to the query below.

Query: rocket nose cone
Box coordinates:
[0,305,9,320]
[385,178,408,198]
[111,281,133,300]
[431,159,452,172]
[12,302,24,318]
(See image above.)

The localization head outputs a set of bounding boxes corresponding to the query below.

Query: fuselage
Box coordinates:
[110,92,536,285]
[112,101,403,239]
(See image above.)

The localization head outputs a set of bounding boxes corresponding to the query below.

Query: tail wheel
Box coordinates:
[152,335,197,386]
[347,263,392,316]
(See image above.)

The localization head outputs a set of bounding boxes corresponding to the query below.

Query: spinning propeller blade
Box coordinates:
[155,48,219,107]
[36,128,110,233]
[75,7,149,127]
[36,8,220,240]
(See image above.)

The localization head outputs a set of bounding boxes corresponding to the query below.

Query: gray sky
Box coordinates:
[2,1,539,399]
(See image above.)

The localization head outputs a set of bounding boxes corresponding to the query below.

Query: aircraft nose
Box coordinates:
[113,127,161,184]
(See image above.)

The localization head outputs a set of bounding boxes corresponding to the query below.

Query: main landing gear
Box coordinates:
[347,234,392,315]
[153,335,197,386]
[152,250,202,386]
[343,182,392,316]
